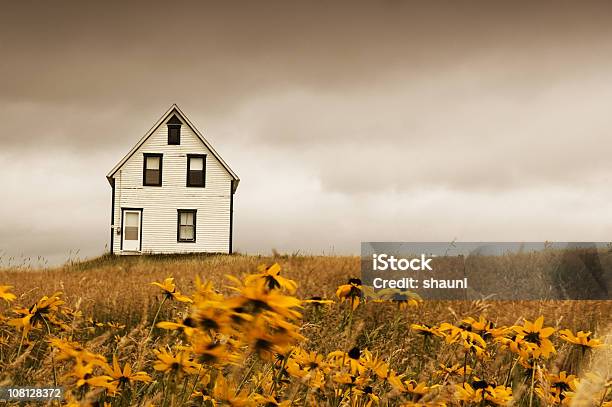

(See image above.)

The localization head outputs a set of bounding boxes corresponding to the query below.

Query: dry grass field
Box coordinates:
[0,254,610,406]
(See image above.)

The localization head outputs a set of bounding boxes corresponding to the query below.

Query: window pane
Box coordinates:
[180,225,194,240]
[180,212,194,225]
[189,171,204,186]
[146,169,160,185]
[190,157,204,171]
[125,212,139,227]
[146,156,160,170]
[125,226,138,240]
[168,127,180,144]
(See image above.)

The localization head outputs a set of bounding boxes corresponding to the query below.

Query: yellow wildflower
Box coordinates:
[151,277,193,303]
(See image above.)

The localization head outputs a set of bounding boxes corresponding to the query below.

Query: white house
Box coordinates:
[106,104,239,255]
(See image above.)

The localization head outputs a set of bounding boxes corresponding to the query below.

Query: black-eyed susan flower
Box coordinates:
[360,349,389,379]
[192,304,239,334]
[405,380,439,396]
[189,331,240,366]
[332,372,368,387]
[226,278,302,320]
[68,360,96,387]
[8,307,36,338]
[253,394,292,406]
[335,278,362,310]
[411,323,443,338]
[151,277,193,303]
[86,317,105,328]
[485,384,513,406]
[0,285,16,303]
[328,347,366,376]
[292,348,325,370]
[495,331,535,360]
[461,315,495,339]
[388,373,439,397]
[536,370,577,404]
[153,348,201,376]
[512,316,556,358]
[101,355,152,389]
[193,276,224,303]
[349,386,380,407]
[462,333,487,358]
[49,337,107,365]
[376,288,422,309]
[549,371,577,393]
[434,362,473,379]
[156,319,197,336]
[8,292,65,337]
[245,263,298,293]
[438,322,488,357]
[79,375,118,393]
[558,329,606,349]
[400,402,447,407]
[301,296,335,306]
[438,322,464,344]
[212,375,252,406]
[244,315,299,359]
[64,360,116,394]
[455,382,512,405]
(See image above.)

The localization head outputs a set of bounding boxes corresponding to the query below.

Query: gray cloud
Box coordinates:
[2,1,612,265]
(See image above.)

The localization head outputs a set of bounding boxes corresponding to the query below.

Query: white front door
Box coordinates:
[122,209,141,251]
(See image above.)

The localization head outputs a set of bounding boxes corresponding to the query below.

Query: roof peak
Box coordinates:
[106,104,239,191]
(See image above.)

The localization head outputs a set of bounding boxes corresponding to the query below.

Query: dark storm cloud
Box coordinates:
[2,1,612,264]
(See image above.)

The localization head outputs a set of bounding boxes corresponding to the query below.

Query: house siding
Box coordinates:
[111,118,233,254]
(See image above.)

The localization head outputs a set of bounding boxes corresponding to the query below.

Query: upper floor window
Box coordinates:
[143,153,163,186]
[187,154,206,187]
[167,114,182,145]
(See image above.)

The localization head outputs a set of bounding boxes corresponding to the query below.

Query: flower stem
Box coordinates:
[504,356,519,387]
[16,333,25,358]
[148,296,168,339]
[462,351,468,384]
[41,316,59,407]
[528,360,536,407]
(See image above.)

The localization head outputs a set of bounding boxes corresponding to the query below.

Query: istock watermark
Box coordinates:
[361,242,612,300]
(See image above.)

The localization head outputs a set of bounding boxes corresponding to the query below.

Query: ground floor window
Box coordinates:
[177,209,196,242]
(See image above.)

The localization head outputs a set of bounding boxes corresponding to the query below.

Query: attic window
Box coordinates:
[167,114,182,145]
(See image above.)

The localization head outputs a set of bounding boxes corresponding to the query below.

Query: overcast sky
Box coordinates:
[2,1,612,266]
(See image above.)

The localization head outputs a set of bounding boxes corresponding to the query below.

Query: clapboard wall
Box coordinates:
[110,110,234,255]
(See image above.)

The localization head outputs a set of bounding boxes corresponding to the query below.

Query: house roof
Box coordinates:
[106,104,239,192]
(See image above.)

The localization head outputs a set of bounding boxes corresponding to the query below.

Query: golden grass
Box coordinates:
[0,254,610,406]
[2,253,609,329]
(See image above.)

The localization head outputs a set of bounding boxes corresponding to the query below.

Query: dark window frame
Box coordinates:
[177,209,197,243]
[168,124,181,145]
[186,154,207,187]
[143,153,163,186]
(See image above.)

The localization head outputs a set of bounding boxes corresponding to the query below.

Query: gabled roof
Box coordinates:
[106,104,239,192]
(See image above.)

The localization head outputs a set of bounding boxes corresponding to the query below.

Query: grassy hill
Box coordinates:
[0,254,610,406]
[1,253,609,327]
